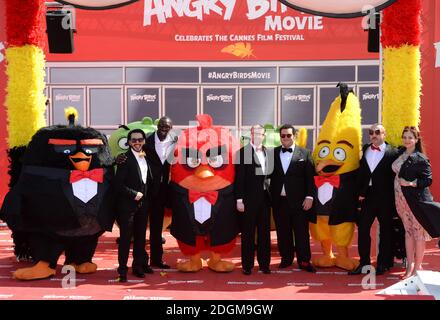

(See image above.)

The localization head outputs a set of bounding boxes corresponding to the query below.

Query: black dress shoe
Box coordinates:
[299,262,316,273]
[143,265,154,274]
[132,267,145,278]
[278,261,292,269]
[152,261,170,269]
[375,265,390,276]
[242,269,252,275]
[348,265,368,275]
[117,274,127,283]
[260,268,271,274]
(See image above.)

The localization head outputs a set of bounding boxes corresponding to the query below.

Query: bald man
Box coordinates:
[144,116,177,269]
[350,124,399,275]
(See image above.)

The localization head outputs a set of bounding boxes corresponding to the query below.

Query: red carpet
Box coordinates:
[0,223,438,300]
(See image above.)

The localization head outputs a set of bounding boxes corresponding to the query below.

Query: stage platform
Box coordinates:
[0,225,439,300]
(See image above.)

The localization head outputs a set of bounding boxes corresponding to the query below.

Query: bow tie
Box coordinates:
[282,147,292,153]
[70,168,104,184]
[314,175,340,188]
[371,145,381,152]
[138,151,146,158]
[188,190,218,205]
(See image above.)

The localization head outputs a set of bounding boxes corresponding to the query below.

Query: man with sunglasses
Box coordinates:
[268,124,316,273]
[114,129,154,282]
[116,117,177,269]
[349,124,399,276]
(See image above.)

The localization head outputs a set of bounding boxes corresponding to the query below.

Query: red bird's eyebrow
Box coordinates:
[48,139,76,145]
[80,139,103,145]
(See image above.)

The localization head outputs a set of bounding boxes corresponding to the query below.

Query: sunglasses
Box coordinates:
[280,134,293,138]
[130,138,145,143]
[368,129,382,136]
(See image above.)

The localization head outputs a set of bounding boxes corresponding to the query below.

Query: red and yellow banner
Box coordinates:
[0,1,8,201]
[381,0,422,146]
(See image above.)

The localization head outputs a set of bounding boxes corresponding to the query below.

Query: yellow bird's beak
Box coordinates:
[316,159,344,177]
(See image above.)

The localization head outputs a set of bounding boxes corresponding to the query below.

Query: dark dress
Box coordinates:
[392,151,440,239]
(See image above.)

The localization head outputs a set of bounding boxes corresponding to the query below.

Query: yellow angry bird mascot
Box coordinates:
[309,83,361,271]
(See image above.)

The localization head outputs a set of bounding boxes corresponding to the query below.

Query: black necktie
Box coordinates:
[282,148,292,153]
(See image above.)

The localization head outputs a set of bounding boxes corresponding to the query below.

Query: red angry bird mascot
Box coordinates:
[169,115,240,272]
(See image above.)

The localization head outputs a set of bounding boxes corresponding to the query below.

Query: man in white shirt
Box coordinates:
[115,117,177,269]
[350,124,399,276]
[268,124,316,273]
[144,117,177,269]
[235,125,271,275]
[115,129,154,282]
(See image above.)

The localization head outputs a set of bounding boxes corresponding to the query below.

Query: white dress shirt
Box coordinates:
[237,143,267,204]
[365,142,386,186]
[155,132,174,164]
[250,142,266,175]
[280,144,295,196]
[131,149,148,184]
[194,198,211,224]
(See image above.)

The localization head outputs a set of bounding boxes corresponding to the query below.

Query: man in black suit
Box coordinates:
[115,129,154,282]
[269,124,316,272]
[235,125,272,275]
[349,124,399,276]
[144,116,177,269]
[116,117,177,269]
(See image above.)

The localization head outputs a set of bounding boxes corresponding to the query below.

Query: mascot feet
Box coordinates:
[335,256,359,271]
[13,261,56,280]
[70,262,98,274]
[312,255,336,268]
[335,246,360,271]
[207,252,235,273]
[177,254,203,272]
[312,240,336,267]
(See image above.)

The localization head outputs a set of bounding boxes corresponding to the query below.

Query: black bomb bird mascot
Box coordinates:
[0,107,115,280]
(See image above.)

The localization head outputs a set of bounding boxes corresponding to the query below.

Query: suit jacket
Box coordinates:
[144,132,177,200]
[357,143,399,208]
[0,165,115,233]
[234,144,270,212]
[399,151,440,238]
[169,182,239,247]
[114,150,153,217]
[268,145,316,218]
